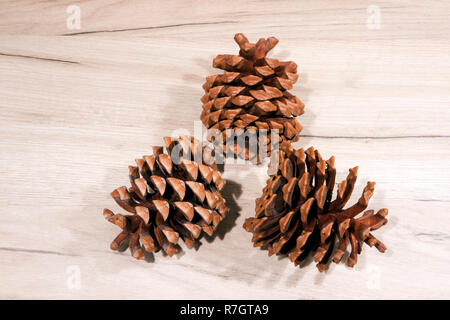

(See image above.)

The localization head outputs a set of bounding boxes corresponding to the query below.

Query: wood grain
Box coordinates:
[0,0,449,299]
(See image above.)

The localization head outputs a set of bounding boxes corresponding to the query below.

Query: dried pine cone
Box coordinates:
[200,33,304,161]
[243,143,388,271]
[103,136,229,260]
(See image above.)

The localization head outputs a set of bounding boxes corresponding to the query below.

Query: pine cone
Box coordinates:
[103,136,229,260]
[243,143,388,272]
[200,33,304,161]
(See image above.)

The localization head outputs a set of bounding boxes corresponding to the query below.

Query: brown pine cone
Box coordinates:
[200,33,304,161]
[103,136,229,260]
[243,143,388,272]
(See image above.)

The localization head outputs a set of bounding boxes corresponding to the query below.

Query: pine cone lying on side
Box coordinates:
[103,136,229,260]
[243,143,388,272]
[200,33,304,161]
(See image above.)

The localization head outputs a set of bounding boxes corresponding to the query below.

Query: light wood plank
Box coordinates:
[0,0,449,299]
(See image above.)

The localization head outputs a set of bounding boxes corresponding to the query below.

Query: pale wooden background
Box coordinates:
[1,0,449,299]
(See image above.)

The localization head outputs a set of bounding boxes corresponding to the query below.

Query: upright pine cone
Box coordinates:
[243,143,388,272]
[200,33,304,161]
[103,136,229,260]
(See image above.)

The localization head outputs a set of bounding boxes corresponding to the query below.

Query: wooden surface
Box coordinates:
[1,0,449,300]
